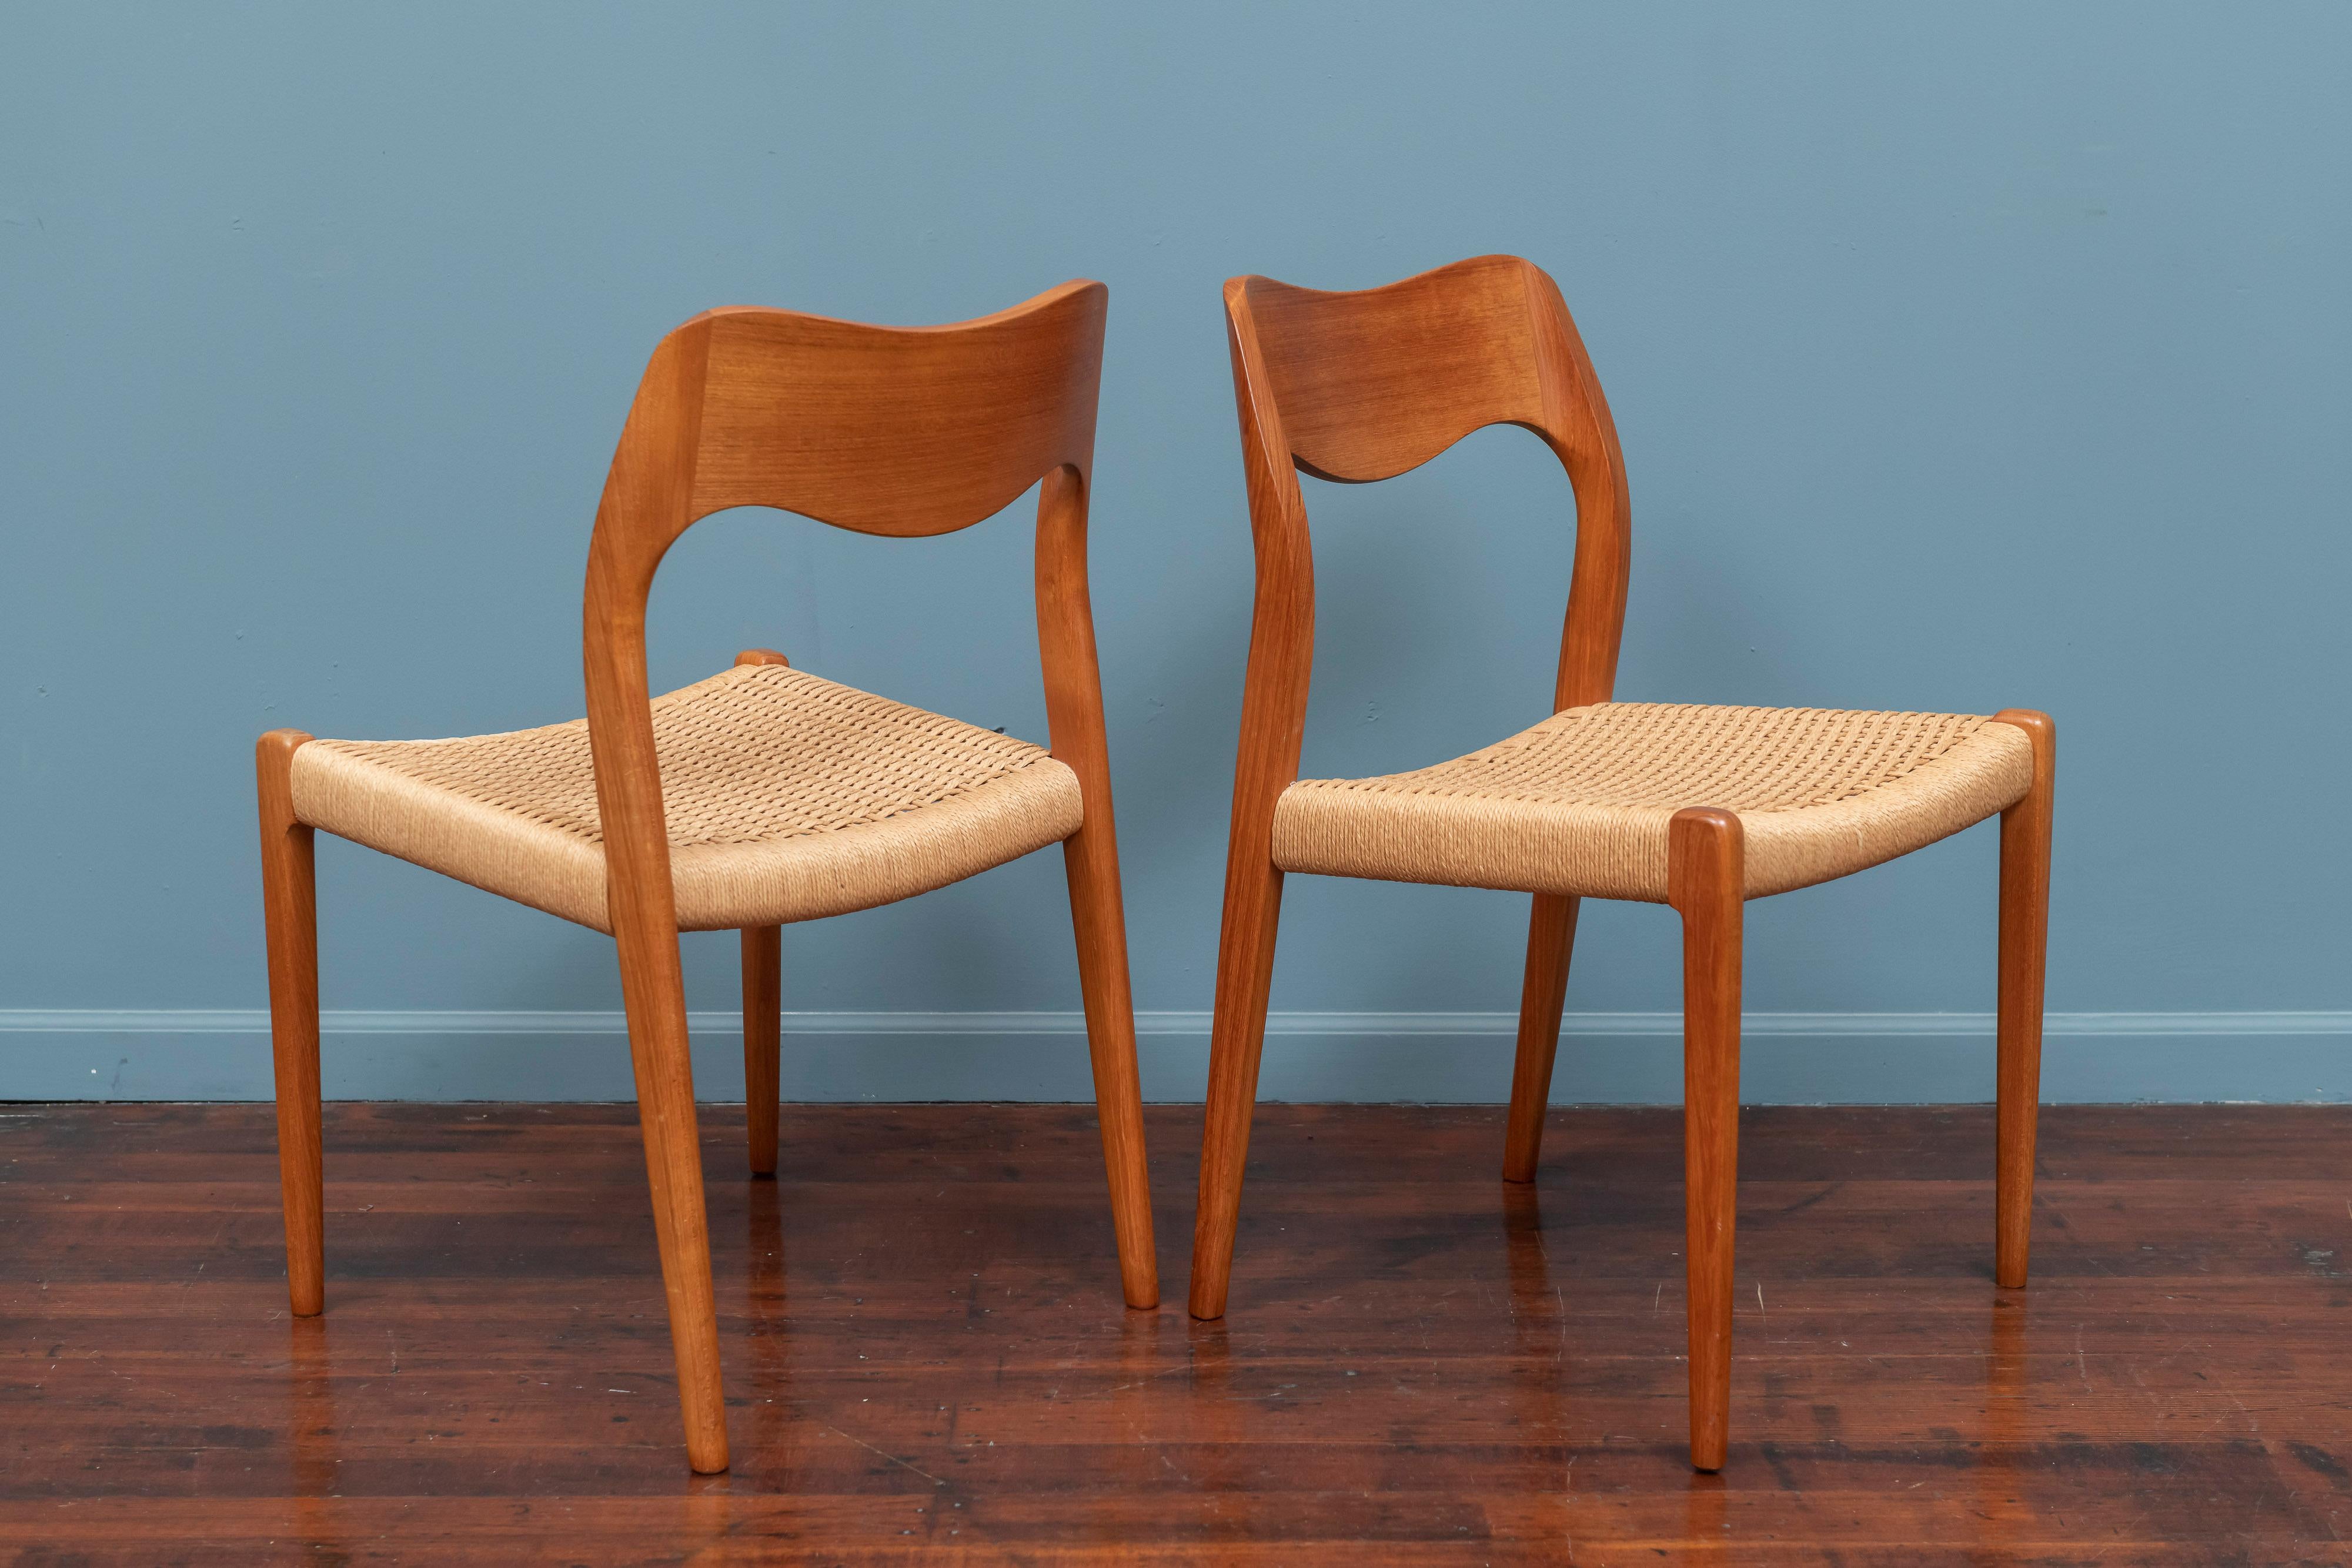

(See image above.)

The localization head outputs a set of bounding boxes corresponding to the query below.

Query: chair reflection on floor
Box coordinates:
[283,1317,343,1554]
[744,1173,793,1473]
[1975,1290,2034,1552]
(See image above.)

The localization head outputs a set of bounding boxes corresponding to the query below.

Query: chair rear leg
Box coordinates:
[1990,710,2054,1289]
[1188,861,1286,1320]
[1671,808,1744,1473]
[730,651,794,1181]
[1061,821,1160,1309]
[1503,893,1582,1182]
[615,940,729,1473]
[741,926,781,1178]
[258,731,324,1318]
[1030,479,1157,1310]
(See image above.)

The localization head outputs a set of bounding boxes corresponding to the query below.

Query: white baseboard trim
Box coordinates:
[2,1008,2346,1103]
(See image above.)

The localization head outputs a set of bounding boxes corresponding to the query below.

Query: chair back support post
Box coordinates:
[1523,266,1632,712]
[1218,283,1321,866]
[1034,464,1110,796]
[579,314,725,1467]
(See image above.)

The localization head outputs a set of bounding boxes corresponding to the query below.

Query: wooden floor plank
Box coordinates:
[3,1103,2348,1563]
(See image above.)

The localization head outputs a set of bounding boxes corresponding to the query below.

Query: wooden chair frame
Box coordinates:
[258,281,1158,1475]
[1185,255,2056,1472]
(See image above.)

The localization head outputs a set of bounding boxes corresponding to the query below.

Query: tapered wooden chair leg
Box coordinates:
[1061,825,1160,1309]
[1671,808,1743,1473]
[741,925,781,1178]
[729,651,794,1181]
[615,944,729,1474]
[258,730,325,1318]
[1990,710,2054,1290]
[1503,893,1582,1182]
[1189,861,1287,1320]
[1033,474,1158,1312]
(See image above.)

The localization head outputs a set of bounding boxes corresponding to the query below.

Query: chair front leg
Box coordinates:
[258,730,325,1318]
[1670,808,1744,1473]
[1990,710,2055,1288]
[1503,892,1582,1182]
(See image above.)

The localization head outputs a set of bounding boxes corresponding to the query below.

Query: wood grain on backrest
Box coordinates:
[689,281,1106,534]
[585,280,1108,609]
[1238,255,1546,484]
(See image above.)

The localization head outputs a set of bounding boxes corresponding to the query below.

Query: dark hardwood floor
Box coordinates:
[2,1102,2348,1564]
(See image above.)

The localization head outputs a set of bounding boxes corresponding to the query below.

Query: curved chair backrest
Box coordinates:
[577,281,1113,1028]
[1222,255,1630,728]
[590,279,1106,597]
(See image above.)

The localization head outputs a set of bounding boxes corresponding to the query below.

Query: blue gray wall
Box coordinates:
[5,4,2347,1101]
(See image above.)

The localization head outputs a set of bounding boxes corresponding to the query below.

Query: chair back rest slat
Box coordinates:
[1238,256,1547,484]
[688,282,1105,535]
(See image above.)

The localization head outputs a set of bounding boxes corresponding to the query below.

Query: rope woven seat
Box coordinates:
[1271,703,2036,902]
[289,662,1084,933]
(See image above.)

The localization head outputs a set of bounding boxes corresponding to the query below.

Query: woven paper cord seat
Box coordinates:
[289,662,1084,933]
[1271,703,2036,902]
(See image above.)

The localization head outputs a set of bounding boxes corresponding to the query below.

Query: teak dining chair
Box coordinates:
[255,281,1157,1474]
[1188,255,2054,1472]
